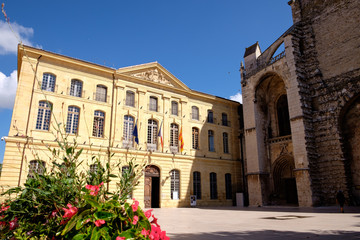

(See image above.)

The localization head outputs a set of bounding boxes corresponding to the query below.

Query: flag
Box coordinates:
[179,127,184,152]
[132,119,139,144]
[158,120,163,150]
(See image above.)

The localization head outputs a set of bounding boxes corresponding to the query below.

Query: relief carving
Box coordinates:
[132,68,174,87]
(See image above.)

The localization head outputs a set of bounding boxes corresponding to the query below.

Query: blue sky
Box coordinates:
[0,0,293,162]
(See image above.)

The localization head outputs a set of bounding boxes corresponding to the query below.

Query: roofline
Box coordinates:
[17,45,239,105]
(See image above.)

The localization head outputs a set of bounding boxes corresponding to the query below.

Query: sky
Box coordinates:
[0,0,293,163]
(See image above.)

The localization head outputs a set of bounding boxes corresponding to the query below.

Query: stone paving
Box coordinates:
[152,206,360,239]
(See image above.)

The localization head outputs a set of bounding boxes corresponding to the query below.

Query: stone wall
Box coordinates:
[291,0,360,205]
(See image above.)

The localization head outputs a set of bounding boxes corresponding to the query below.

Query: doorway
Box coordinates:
[144,165,160,208]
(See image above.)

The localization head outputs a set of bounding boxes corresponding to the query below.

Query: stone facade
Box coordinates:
[0,45,243,208]
[241,0,360,206]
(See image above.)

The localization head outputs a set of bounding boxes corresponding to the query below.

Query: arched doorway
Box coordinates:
[144,165,160,208]
[272,157,298,205]
[341,96,360,204]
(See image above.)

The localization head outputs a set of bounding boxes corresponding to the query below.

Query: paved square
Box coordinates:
[152,206,360,239]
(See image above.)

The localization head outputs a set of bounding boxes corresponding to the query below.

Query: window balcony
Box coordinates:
[147,143,157,151]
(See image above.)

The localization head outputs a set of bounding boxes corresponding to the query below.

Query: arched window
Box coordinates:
[95,85,107,102]
[222,113,228,126]
[191,106,199,120]
[41,73,56,92]
[277,94,291,136]
[93,110,105,138]
[223,132,229,153]
[147,119,158,150]
[170,169,180,200]
[207,110,214,123]
[192,127,199,149]
[123,115,134,147]
[171,101,178,116]
[149,96,158,112]
[225,173,232,199]
[66,106,80,134]
[193,171,201,200]
[208,130,215,152]
[36,101,52,130]
[210,172,217,199]
[170,123,179,152]
[126,91,135,107]
[28,160,46,179]
[70,79,83,97]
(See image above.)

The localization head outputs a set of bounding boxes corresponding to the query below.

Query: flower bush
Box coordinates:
[0,137,169,239]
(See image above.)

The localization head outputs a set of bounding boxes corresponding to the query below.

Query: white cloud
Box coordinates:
[230,92,243,104]
[0,20,35,55]
[0,70,17,109]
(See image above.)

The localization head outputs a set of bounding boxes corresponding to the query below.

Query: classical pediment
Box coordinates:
[131,68,174,87]
[117,62,190,91]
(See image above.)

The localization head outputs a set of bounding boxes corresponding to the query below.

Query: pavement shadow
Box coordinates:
[169,230,360,240]
[195,206,360,213]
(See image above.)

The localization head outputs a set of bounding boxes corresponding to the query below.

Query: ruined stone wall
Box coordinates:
[291,0,360,205]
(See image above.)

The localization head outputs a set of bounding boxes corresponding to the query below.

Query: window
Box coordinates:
[191,106,199,120]
[93,110,105,138]
[223,132,229,153]
[36,101,52,130]
[123,115,134,147]
[277,94,291,136]
[126,91,135,107]
[147,119,158,150]
[171,101,178,116]
[66,106,80,134]
[222,113,228,126]
[225,173,232,199]
[28,160,46,179]
[208,130,215,152]
[170,123,179,152]
[207,110,214,123]
[192,127,199,149]
[70,79,83,97]
[95,85,107,102]
[170,169,180,200]
[41,73,56,92]
[193,171,201,200]
[149,96,158,111]
[210,172,217,199]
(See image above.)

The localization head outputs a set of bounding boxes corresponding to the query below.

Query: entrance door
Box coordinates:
[144,165,160,208]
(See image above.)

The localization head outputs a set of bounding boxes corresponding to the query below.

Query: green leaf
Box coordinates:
[73,233,88,240]
[62,213,80,235]
[84,196,101,210]
[94,211,115,221]
[90,227,101,240]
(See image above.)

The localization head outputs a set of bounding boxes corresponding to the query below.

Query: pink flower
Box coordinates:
[94,219,105,227]
[9,217,18,230]
[151,215,160,227]
[62,204,78,219]
[132,215,139,225]
[0,205,10,213]
[144,209,153,219]
[85,182,104,196]
[116,237,126,240]
[141,228,149,237]
[150,225,169,240]
[132,198,139,212]
[50,209,58,218]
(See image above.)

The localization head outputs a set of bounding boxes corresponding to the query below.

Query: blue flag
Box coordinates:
[132,119,139,144]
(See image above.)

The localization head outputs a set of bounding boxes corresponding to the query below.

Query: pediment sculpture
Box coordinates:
[131,68,174,87]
